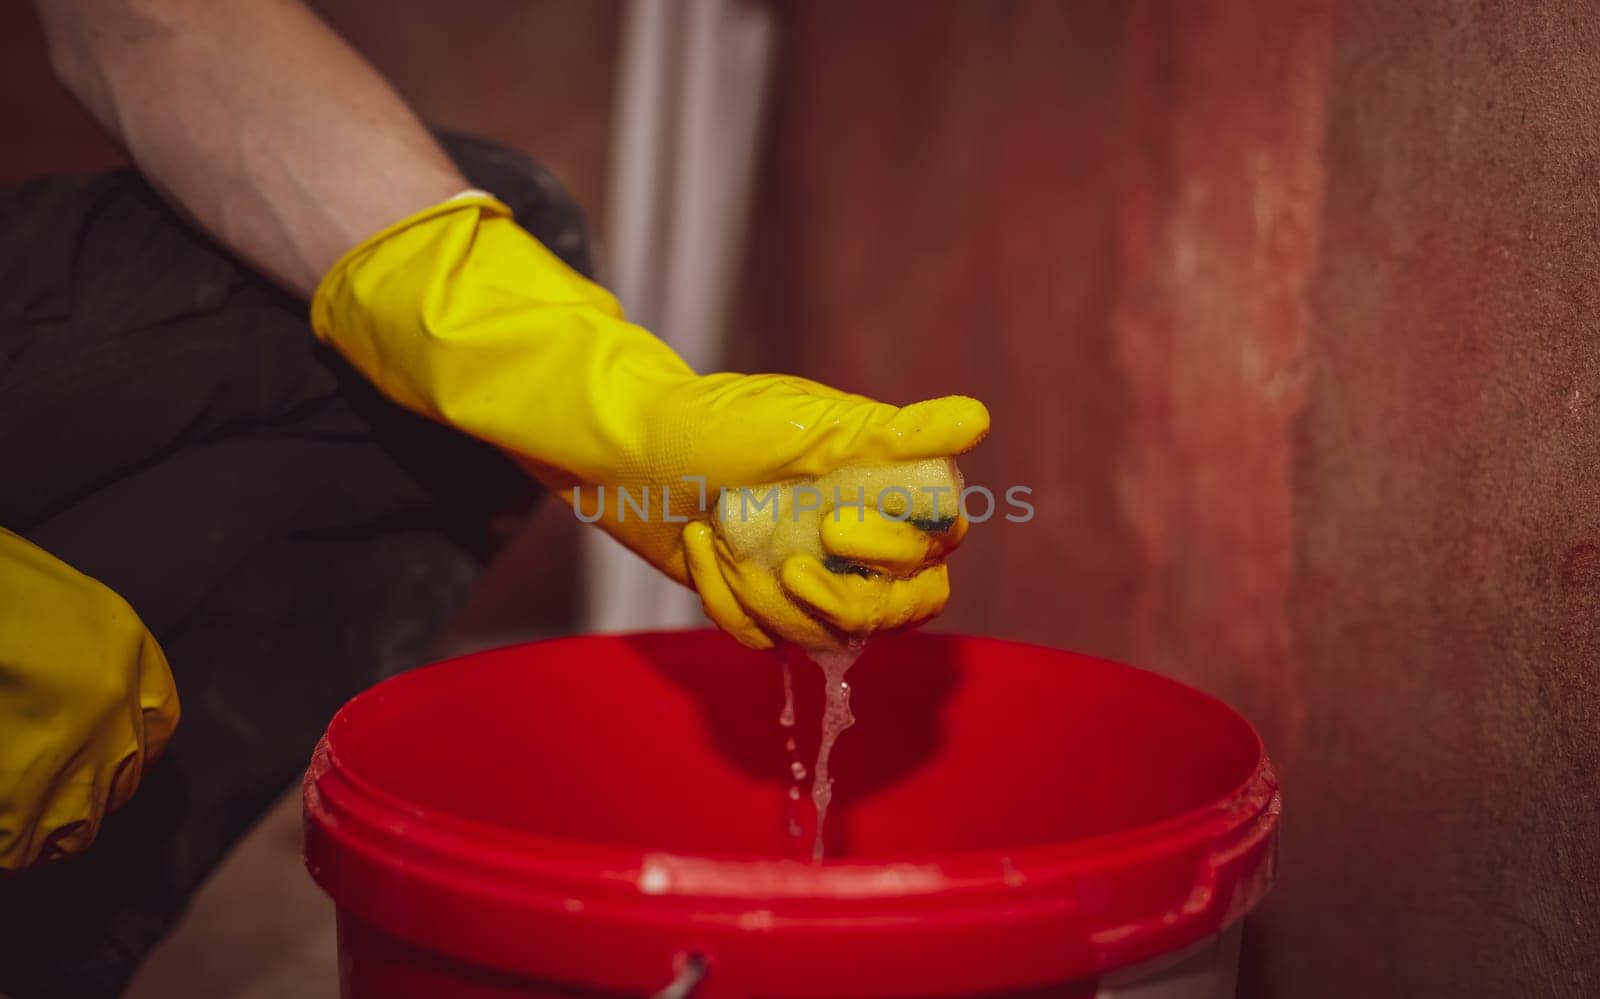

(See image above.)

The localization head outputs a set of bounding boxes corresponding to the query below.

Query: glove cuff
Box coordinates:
[308,192,698,487]
[309,192,514,343]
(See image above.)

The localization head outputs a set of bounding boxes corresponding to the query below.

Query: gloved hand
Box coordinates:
[311,194,988,650]
[0,528,180,871]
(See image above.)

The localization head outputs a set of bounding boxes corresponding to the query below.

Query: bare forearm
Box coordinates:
[34,0,468,296]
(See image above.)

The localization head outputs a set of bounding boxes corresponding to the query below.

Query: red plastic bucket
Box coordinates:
[303,630,1278,998]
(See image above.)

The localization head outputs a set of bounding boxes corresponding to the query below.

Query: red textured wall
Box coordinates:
[734,1,1600,996]
[0,1,124,182]
[1274,2,1600,994]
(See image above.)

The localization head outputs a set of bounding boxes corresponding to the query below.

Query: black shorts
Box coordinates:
[0,133,591,998]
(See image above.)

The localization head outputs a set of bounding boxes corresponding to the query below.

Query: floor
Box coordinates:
[119,628,561,998]
[124,791,339,999]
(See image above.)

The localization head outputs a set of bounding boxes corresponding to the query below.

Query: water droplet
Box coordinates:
[999,856,1025,888]
[638,862,670,895]
[779,653,796,727]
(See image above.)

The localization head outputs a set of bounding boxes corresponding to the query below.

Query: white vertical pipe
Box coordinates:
[663,0,776,371]
[584,0,676,635]
[585,0,777,635]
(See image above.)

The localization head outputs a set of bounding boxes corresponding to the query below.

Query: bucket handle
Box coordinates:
[651,953,708,999]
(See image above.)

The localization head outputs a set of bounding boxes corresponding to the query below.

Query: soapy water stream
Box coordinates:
[803,641,865,861]
[779,650,804,839]
[716,459,961,859]
[779,653,796,728]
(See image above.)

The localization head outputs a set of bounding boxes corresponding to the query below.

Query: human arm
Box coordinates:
[34,0,991,651]
[34,0,466,296]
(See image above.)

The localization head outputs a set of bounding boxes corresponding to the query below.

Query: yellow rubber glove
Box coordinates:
[696,457,973,649]
[0,528,179,871]
[311,194,988,650]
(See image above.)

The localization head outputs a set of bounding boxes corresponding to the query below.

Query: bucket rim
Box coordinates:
[307,630,1276,883]
[302,629,1280,992]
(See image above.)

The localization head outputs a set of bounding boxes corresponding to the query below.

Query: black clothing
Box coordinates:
[0,133,590,998]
